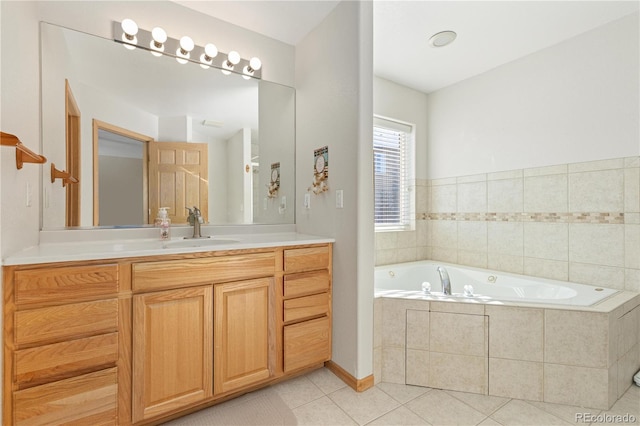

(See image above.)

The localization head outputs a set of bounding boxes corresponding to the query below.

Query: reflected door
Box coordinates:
[149,141,209,224]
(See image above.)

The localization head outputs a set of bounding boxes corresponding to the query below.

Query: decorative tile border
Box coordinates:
[420,212,624,224]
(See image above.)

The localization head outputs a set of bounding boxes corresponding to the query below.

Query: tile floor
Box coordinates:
[173,367,640,425]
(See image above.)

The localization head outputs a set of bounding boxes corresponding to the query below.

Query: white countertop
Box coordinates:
[3,232,334,266]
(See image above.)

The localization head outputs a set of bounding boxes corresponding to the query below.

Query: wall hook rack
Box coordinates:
[1,132,47,170]
[51,163,79,187]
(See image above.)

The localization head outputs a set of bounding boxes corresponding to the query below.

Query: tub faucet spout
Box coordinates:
[437,266,451,295]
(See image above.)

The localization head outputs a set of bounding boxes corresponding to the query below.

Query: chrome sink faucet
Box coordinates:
[185,206,208,239]
[437,266,452,295]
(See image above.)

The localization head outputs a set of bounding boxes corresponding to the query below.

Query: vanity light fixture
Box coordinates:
[428,30,457,48]
[113,20,262,79]
[199,43,218,69]
[150,27,167,57]
[176,35,194,64]
[121,18,138,50]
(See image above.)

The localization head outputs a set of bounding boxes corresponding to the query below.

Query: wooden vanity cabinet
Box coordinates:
[4,242,332,425]
[214,277,275,394]
[3,262,121,425]
[282,246,332,372]
[132,286,213,423]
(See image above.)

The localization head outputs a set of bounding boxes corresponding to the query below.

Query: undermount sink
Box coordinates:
[163,238,240,248]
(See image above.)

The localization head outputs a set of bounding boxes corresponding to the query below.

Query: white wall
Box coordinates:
[426,12,639,179]
[373,76,428,180]
[296,1,374,380]
[226,128,251,223]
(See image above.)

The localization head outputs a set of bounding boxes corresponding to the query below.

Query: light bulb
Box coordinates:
[227,51,240,65]
[176,36,194,64]
[121,19,138,38]
[180,36,194,53]
[120,19,138,49]
[199,43,218,69]
[249,57,261,71]
[149,27,167,57]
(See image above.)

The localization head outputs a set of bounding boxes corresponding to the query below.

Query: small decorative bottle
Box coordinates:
[155,207,171,240]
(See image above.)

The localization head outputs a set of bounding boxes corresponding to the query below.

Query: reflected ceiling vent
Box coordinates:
[428,30,457,48]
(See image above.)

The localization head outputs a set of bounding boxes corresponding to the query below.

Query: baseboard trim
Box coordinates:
[324,361,374,392]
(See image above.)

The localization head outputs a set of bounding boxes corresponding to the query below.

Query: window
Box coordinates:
[373,116,415,231]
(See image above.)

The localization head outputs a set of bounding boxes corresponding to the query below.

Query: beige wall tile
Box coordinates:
[430,300,485,316]
[488,222,523,255]
[381,298,408,348]
[624,167,639,213]
[488,169,523,181]
[397,230,417,248]
[543,363,612,409]
[524,222,568,261]
[625,268,640,292]
[569,262,626,290]
[373,347,382,385]
[430,312,487,357]
[373,298,382,348]
[524,257,568,281]
[432,184,456,212]
[376,232,397,250]
[620,307,639,356]
[406,349,429,387]
[381,347,405,384]
[624,157,640,168]
[626,213,640,224]
[524,174,568,213]
[457,173,487,184]
[617,344,639,398]
[625,225,640,269]
[569,224,624,267]
[569,169,624,212]
[458,221,487,252]
[429,352,487,394]
[458,182,487,213]
[432,177,456,186]
[416,220,428,246]
[489,358,543,401]
[431,247,458,263]
[396,248,417,263]
[406,309,430,350]
[431,220,457,249]
[458,250,488,269]
[417,246,431,261]
[488,178,523,213]
[488,253,524,274]
[486,306,543,362]
[523,164,567,177]
[568,158,625,173]
[545,310,610,368]
[416,185,430,215]
[375,249,397,266]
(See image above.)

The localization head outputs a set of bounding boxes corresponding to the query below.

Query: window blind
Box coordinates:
[373,117,414,231]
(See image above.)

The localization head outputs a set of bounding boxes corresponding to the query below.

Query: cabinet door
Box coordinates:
[214,278,274,394]
[132,286,213,422]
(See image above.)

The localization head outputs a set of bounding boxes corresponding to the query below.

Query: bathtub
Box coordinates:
[373,260,640,409]
[375,260,618,306]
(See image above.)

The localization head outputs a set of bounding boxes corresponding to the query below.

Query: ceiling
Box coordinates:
[174,0,639,94]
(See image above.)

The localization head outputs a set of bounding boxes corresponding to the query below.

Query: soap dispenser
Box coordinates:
[155,207,171,240]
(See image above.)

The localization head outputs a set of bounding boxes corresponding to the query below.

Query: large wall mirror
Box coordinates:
[40,22,295,229]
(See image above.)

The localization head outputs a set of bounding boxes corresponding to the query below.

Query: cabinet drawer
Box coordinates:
[284,246,330,273]
[14,264,118,306]
[15,299,118,346]
[284,317,331,372]
[15,333,118,387]
[283,270,330,298]
[133,253,275,291]
[284,293,329,323]
[14,367,117,425]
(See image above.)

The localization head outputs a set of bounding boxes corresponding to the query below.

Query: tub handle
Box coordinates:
[487,275,497,283]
